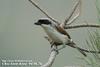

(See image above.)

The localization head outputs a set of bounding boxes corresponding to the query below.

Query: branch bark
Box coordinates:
[41,45,58,67]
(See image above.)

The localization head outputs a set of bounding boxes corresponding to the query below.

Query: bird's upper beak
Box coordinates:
[34,22,41,25]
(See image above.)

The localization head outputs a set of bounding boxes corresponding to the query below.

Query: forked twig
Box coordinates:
[28,0,60,24]
[65,24,100,29]
[64,0,81,25]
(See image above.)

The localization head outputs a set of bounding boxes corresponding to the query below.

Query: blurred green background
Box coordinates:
[0,0,99,67]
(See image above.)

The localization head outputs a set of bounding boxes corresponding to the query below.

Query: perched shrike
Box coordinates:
[34,18,87,56]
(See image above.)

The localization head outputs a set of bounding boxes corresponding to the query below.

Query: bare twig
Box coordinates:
[64,0,81,25]
[28,0,60,24]
[65,24,100,29]
[67,10,80,25]
[67,0,81,25]
[41,45,58,67]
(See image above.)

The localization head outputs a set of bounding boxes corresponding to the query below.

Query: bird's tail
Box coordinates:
[67,42,87,57]
[76,46,87,57]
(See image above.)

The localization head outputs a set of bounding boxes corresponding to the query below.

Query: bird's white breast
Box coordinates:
[41,25,69,43]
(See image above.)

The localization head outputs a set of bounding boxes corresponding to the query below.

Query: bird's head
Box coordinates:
[34,18,57,31]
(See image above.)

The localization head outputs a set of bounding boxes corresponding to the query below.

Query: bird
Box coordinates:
[34,18,87,56]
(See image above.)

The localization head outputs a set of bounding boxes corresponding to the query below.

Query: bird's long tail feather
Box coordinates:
[67,42,87,56]
[76,47,87,56]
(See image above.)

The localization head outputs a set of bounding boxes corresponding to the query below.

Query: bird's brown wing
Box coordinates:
[55,25,71,39]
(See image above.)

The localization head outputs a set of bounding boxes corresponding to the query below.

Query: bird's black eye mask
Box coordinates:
[34,19,51,25]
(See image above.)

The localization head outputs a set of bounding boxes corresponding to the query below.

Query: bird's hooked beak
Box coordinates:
[34,22,41,25]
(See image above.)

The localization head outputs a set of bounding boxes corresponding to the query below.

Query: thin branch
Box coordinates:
[41,45,58,67]
[67,0,81,25]
[67,12,80,25]
[28,0,60,24]
[65,24,100,29]
[64,0,81,25]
